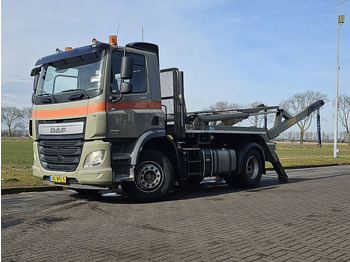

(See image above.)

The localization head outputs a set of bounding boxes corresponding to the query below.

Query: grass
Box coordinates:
[1,137,43,187]
[1,138,350,188]
[271,142,350,168]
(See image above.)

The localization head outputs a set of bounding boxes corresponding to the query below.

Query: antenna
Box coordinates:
[142,25,144,42]
[116,23,120,37]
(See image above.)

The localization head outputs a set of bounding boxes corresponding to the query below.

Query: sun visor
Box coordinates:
[35,43,110,66]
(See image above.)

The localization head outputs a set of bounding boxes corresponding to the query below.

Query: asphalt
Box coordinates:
[2,163,349,195]
[2,165,350,262]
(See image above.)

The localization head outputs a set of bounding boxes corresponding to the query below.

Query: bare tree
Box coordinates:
[338,94,350,145]
[207,101,241,126]
[1,106,24,137]
[279,90,328,144]
[20,106,33,125]
[247,101,274,128]
[208,101,240,111]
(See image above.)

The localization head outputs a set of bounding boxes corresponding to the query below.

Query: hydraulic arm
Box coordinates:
[267,100,325,140]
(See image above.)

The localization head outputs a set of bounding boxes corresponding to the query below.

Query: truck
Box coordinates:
[30,35,325,202]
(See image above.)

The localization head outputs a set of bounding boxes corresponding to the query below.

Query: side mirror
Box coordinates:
[120,82,132,94]
[109,82,132,103]
[120,56,134,79]
[33,74,39,92]
[31,67,41,76]
[31,67,41,92]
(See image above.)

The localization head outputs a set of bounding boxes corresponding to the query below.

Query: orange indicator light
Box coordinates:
[109,35,117,45]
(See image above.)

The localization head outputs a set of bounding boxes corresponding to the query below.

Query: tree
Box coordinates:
[338,94,350,145]
[208,101,240,112]
[207,101,241,126]
[20,106,33,125]
[247,101,273,128]
[279,90,328,144]
[1,106,24,137]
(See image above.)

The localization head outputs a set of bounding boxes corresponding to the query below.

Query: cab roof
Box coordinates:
[34,43,110,66]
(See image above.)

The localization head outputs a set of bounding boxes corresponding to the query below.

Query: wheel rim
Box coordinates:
[246,156,259,179]
[135,162,163,192]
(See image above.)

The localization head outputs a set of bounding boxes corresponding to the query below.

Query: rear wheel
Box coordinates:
[225,148,263,188]
[122,150,174,202]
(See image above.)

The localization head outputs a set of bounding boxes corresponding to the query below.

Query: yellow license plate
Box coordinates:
[50,175,67,183]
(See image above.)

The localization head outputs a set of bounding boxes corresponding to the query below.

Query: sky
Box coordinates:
[1,0,350,133]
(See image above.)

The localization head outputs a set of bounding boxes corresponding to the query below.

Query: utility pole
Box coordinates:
[334,0,347,158]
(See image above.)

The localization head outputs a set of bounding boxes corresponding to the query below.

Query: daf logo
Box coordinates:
[39,122,83,135]
[51,127,67,133]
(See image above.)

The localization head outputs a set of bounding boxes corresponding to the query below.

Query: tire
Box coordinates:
[225,148,263,188]
[121,150,174,202]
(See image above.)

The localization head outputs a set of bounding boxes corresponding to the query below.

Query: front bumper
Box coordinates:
[33,140,113,187]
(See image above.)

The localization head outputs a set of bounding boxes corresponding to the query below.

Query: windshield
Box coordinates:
[34,50,105,103]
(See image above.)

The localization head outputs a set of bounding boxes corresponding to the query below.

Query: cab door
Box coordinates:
[106,50,162,139]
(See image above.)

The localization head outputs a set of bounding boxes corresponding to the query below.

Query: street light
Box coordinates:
[334,0,348,158]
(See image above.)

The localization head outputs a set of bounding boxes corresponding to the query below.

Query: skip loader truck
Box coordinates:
[30,35,324,202]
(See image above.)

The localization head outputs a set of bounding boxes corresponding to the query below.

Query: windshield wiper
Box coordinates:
[36,93,56,103]
[60,89,90,98]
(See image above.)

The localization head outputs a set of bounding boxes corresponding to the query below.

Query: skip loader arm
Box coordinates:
[261,100,324,184]
[267,100,325,140]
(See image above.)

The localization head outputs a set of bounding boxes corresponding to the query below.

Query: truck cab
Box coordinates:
[31,38,167,196]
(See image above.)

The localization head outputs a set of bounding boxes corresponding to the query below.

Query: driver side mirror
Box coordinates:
[120,56,134,79]
[31,67,41,76]
[120,82,132,94]
[31,67,41,92]
[33,74,39,92]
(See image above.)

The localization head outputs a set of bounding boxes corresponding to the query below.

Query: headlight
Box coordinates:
[84,150,105,167]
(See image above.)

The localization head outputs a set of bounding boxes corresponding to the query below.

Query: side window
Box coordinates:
[111,51,146,94]
[129,53,146,93]
[111,51,123,94]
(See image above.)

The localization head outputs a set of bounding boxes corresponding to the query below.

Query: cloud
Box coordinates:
[2,82,33,108]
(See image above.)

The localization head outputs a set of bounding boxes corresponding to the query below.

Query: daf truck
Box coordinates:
[30,36,324,202]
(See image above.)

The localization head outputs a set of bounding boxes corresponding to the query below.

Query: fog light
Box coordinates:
[84,150,105,167]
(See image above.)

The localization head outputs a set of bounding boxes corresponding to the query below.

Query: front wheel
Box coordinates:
[121,150,174,202]
[225,148,263,188]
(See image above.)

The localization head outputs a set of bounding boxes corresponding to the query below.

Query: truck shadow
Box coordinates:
[168,172,349,202]
[166,178,280,202]
[70,172,350,204]
[69,176,284,204]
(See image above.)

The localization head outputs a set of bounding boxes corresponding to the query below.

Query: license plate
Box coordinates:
[50,175,67,183]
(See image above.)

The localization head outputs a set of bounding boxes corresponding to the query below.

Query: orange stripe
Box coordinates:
[106,100,162,111]
[87,102,106,114]
[32,102,105,118]
[32,100,161,118]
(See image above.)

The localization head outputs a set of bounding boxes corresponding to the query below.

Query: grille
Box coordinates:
[38,139,84,172]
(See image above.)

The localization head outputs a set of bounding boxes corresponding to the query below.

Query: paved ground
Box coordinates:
[2,165,350,262]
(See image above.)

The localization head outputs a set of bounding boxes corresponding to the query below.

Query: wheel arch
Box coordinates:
[141,137,180,182]
[129,129,166,166]
[129,130,180,182]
